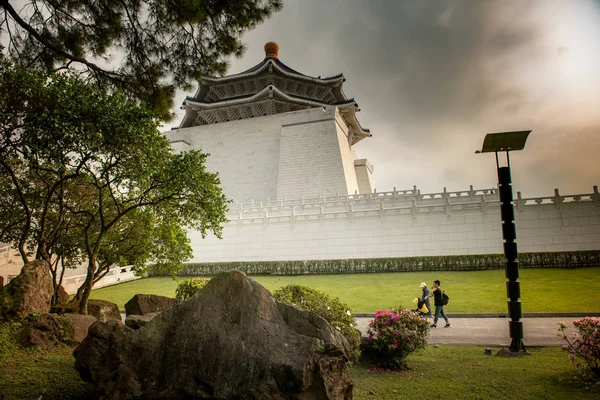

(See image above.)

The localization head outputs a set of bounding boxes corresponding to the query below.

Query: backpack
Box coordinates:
[441,291,449,306]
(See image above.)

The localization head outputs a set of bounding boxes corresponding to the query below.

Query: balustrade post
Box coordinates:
[480,196,488,214]
[443,187,451,216]
[515,191,524,211]
[553,188,564,208]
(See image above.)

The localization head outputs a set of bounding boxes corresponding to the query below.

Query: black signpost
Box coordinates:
[476,130,531,352]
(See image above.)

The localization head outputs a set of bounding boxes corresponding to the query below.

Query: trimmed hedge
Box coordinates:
[149,250,600,277]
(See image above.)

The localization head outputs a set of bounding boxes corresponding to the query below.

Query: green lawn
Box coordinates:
[352,346,600,400]
[90,267,600,313]
[0,323,98,399]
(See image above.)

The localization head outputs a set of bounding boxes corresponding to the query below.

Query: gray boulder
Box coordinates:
[74,271,353,399]
[87,299,121,322]
[0,260,53,322]
[124,294,180,316]
[124,312,159,330]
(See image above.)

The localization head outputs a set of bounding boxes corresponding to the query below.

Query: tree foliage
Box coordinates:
[0,58,229,313]
[0,0,282,119]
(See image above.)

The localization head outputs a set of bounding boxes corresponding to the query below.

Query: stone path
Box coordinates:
[355,316,582,346]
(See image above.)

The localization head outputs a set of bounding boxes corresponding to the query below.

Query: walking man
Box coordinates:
[425,280,450,328]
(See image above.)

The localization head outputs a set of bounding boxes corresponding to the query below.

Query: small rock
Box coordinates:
[56,285,70,304]
[124,313,159,330]
[15,313,96,349]
[61,314,97,344]
[124,294,180,317]
[87,299,121,322]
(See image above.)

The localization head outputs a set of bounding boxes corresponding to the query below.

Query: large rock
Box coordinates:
[87,299,121,322]
[74,271,353,399]
[124,294,180,316]
[0,260,53,322]
[16,313,97,350]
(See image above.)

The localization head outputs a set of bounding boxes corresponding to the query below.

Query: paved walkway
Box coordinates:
[354,315,584,346]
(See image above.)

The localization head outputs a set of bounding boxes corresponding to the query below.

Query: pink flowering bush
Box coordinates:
[367,308,430,370]
[559,317,600,381]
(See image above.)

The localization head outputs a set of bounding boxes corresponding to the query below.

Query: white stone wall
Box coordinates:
[188,187,600,262]
[354,159,374,195]
[276,109,349,199]
[165,107,365,203]
[164,114,283,203]
[333,110,360,196]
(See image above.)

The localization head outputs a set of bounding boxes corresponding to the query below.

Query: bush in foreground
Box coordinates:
[559,317,600,382]
[367,308,430,370]
[175,278,210,300]
[272,284,361,361]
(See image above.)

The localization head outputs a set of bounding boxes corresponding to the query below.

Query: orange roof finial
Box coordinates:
[264,42,279,59]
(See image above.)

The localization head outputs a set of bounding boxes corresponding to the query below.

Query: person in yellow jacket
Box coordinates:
[420,282,432,318]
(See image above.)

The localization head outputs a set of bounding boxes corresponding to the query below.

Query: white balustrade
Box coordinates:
[225,186,599,227]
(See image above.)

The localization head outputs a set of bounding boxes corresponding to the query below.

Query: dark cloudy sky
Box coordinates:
[174,0,600,198]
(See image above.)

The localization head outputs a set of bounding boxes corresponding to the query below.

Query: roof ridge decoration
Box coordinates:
[199,58,344,84]
[178,42,371,145]
[185,85,356,109]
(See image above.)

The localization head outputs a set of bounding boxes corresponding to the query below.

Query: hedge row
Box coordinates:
[150,250,600,277]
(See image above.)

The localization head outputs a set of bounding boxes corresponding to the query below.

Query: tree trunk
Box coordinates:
[50,256,59,306]
[77,257,97,314]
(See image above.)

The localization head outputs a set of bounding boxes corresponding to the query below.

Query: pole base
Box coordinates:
[509,338,526,352]
[496,341,531,357]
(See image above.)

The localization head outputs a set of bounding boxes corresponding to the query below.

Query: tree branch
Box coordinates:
[1,0,128,84]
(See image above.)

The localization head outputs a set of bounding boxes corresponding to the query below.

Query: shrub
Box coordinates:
[272,284,361,361]
[559,317,600,381]
[367,308,430,370]
[175,278,210,300]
